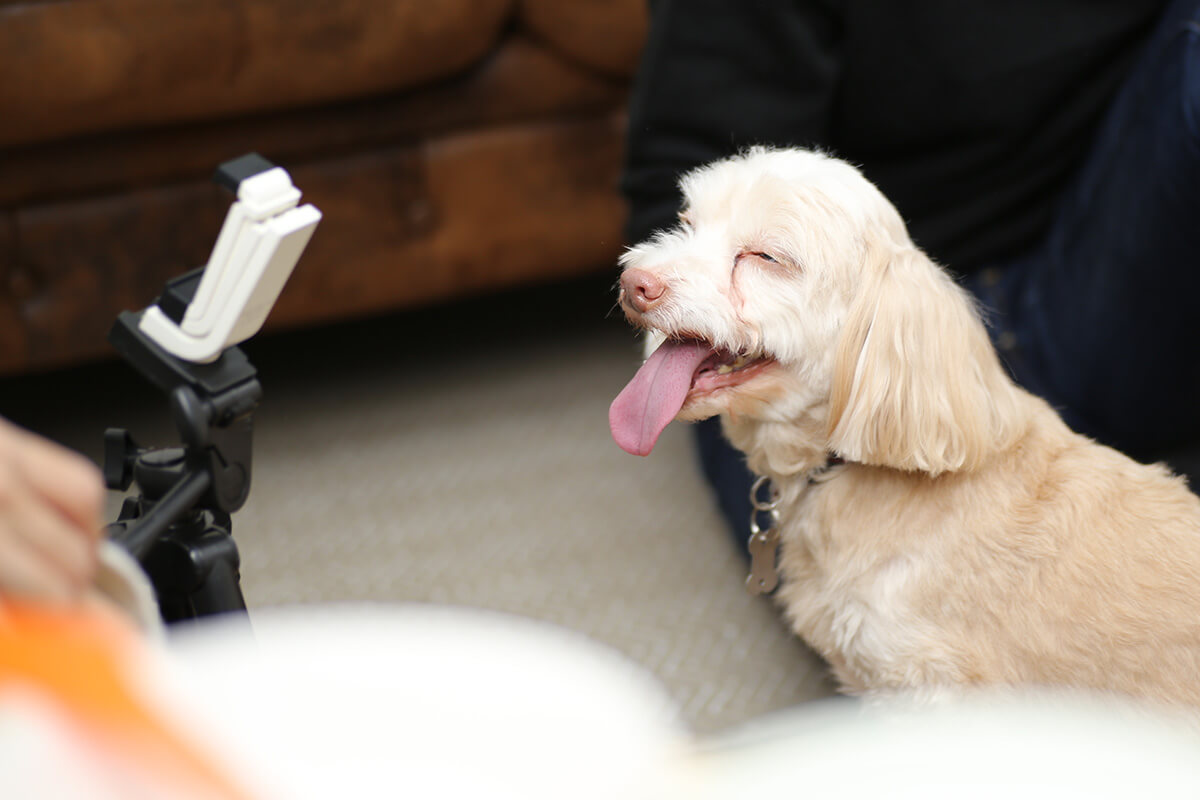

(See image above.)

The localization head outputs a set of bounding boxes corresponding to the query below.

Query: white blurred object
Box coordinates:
[693,692,1200,799]
[92,540,164,639]
[6,604,1200,798]
[159,606,686,800]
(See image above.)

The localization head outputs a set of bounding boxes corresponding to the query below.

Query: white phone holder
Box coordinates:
[139,158,322,363]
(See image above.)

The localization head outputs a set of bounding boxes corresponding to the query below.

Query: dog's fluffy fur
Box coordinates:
[613,147,1200,707]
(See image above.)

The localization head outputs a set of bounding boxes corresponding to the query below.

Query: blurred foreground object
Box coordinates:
[4,604,1200,798]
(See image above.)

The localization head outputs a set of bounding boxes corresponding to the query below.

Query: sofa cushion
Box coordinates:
[0,37,628,208]
[0,0,513,148]
[520,0,648,78]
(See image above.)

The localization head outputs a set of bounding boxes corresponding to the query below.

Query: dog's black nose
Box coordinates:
[621,268,666,313]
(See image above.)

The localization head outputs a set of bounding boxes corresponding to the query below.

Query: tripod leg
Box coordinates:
[146,522,249,623]
[187,547,248,618]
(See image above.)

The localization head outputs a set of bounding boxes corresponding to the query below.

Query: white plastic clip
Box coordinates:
[139,166,321,363]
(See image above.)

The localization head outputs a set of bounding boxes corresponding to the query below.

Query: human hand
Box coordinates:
[0,417,105,603]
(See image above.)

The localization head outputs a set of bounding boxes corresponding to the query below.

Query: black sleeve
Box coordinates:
[621,0,844,244]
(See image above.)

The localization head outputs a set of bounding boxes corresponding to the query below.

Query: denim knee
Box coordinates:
[1184,8,1200,145]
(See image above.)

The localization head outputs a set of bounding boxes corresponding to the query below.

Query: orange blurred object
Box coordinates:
[0,604,256,800]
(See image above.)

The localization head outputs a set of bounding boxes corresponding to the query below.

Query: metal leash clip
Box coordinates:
[746,475,781,595]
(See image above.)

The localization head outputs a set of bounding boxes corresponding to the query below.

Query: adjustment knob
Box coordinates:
[103,428,139,491]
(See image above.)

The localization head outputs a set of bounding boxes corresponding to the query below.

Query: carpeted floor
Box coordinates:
[0,275,836,734]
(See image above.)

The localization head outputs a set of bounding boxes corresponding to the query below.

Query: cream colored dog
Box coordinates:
[610,147,1200,707]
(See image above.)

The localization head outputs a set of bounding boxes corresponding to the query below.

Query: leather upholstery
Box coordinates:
[0,0,646,373]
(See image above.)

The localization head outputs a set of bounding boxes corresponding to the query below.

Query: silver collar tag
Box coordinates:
[746,475,781,595]
[744,459,843,596]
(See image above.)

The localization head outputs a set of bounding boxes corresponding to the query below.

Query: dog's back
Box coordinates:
[777,390,1200,706]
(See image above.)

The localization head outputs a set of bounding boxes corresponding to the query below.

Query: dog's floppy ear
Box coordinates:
[828,244,1024,475]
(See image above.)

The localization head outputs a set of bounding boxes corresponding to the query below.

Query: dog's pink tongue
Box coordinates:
[610,339,712,456]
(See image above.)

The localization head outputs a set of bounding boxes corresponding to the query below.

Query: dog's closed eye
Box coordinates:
[736,251,782,268]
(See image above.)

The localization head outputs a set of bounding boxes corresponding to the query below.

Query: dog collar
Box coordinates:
[745,456,843,596]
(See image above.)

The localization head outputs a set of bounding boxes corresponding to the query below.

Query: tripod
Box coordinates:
[99,152,319,624]
[103,296,260,623]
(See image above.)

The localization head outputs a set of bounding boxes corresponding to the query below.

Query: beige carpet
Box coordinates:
[0,276,835,734]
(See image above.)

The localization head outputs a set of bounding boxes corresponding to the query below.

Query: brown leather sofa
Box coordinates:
[0,0,646,374]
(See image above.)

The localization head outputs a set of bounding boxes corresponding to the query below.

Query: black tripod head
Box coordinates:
[104,296,261,621]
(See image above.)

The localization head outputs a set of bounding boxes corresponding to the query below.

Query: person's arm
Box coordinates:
[622,0,844,243]
[0,417,104,603]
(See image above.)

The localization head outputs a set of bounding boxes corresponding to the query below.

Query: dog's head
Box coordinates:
[610,147,1023,475]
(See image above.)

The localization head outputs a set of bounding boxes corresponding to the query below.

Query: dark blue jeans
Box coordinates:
[700,0,1200,550]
